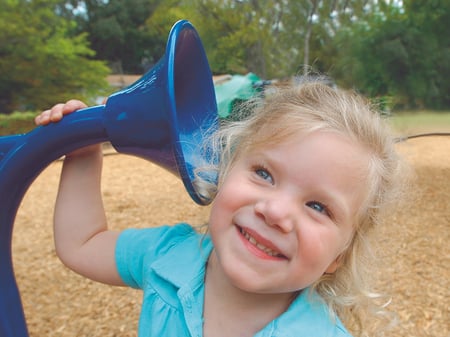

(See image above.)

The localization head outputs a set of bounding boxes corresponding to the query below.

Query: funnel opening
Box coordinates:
[166,20,218,204]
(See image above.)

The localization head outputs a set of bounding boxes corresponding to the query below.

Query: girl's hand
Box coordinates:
[35,99,87,126]
[35,99,100,157]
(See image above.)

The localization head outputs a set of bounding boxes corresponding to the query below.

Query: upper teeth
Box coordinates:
[241,228,282,257]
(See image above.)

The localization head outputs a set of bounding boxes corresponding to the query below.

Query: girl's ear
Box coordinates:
[324,254,344,274]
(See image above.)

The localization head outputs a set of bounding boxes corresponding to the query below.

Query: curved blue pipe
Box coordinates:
[0,20,217,336]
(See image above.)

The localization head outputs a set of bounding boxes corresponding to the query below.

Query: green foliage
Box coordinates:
[155,1,392,79]
[0,0,449,111]
[175,0,291,78]
[143,0,192,62]
[74,0,166,73]
[0,0,110,114]
[332,0,450,109]
[190,0,260,75]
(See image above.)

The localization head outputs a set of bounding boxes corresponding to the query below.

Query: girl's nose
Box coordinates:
[254,194,297,233]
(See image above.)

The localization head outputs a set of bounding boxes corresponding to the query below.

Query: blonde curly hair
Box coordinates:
[196,80,408,336]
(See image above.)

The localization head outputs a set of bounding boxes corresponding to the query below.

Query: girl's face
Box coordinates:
[208,130,369,294]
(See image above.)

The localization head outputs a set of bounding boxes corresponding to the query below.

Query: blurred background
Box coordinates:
[1,0,449,135]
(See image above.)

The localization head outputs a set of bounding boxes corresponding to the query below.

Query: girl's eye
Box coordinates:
[306,201,330,216]
[254,166,274,184]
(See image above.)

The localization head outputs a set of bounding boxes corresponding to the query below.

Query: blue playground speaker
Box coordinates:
[0,20,218,336]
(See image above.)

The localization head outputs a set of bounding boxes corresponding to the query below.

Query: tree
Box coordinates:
[142,0,192,67]
[165,0,290,78]
[333,0,450,109]
[0,0,110,114]
[189,0,265,75]
[70,0,166,73]
[165,0,381,79]
[402,0,450,108]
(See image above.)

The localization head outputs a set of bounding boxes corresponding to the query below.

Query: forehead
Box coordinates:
[249,130,369,175]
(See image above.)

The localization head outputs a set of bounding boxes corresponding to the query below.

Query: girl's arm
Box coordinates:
[36,100,125,286]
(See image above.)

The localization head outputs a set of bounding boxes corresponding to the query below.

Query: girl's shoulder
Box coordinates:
[117,223,204,257]
[269,289,352,337]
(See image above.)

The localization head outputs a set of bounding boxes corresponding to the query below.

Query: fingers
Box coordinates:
[35,99,88,126]
[62,99,88,116]
[35,104,64,126]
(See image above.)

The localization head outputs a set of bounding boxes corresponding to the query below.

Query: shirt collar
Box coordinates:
[150,232,213,288]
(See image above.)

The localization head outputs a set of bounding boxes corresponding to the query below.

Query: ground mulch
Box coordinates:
[11,136,449,337]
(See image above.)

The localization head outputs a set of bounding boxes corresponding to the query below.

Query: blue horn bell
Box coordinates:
[0,20,217,336]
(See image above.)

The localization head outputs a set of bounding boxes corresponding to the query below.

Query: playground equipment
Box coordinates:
[0,20,217,336]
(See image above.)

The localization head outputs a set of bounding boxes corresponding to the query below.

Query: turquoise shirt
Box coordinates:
[116,223,352,337]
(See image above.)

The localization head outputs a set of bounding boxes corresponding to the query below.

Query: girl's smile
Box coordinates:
[208,130,370,294]
[237,225,288,260]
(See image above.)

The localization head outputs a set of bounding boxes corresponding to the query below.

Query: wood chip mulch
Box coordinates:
[11,137,449,337]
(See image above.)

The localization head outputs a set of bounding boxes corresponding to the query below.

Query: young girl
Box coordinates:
[35,81,406,337]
